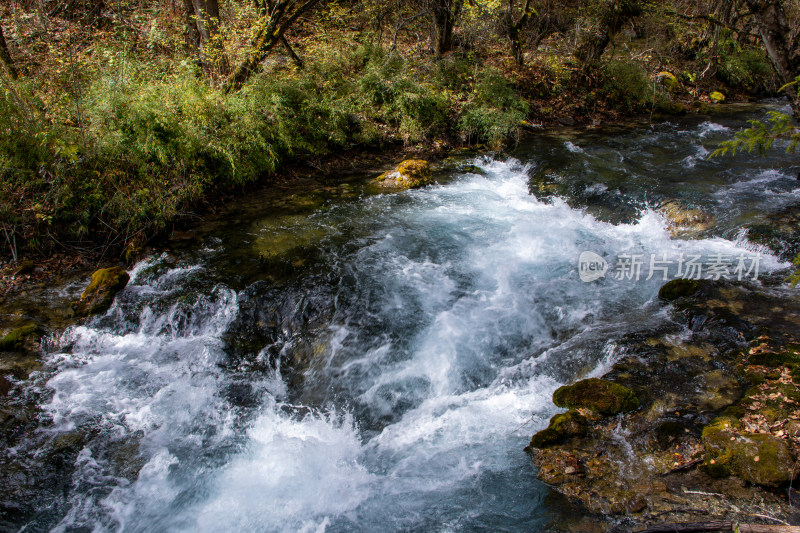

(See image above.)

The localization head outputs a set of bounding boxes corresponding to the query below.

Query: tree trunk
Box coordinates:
[575,0,642,65]
[742,0,799,118]
[186,0,229,74]
[0,19,18,80]
[431,0,462,57]
[223,0,322,93]
[505,0,534,65]
[183,0,201,51]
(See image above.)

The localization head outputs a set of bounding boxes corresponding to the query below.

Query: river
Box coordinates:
[7,103,800,532]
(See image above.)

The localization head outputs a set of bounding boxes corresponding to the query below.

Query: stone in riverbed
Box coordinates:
[0,324,41,352]
[374,159,433,190]
[552,378,639,416]
[659,200,714,236]
[526,409,588,450]
[657,278,703,301]
[73,266,130,317]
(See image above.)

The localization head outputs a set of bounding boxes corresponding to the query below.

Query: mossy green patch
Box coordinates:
[702,417,794,486]
[658,278,702,301]
[552,378,639,415]
[397,159,433,188]
[527,410,588,449]
[0,324,41,352]
[73,267,130,317]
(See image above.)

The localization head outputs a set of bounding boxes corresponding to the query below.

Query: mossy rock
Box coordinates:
[709,91,726,103]
[692,100,711,114]
[375,159,433,190]
[697,369,741,411]
[657,71,680,93]
[552,378,639,416]
[73,266,130,317]
[527,410,588,449]
[657,101,686,115]
[659,200,713,235]
[658,278,702,301]
[702,417,794,486]
[0,324,41,352]
[749,349,800,368]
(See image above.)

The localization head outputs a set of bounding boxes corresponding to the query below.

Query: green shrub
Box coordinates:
[459,68,529,148]
[601,60,652,112]
[717,45,774,94]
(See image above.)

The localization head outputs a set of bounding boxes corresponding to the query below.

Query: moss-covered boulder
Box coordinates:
[658,278,702,301]
[73,266,130,317]
[657,71,680,93]
[375,159,433,190]
[657,101,686,116]
[702,417,795,486]
[526,410,588,449]
[0,324,41,352]
[552,378,639,416]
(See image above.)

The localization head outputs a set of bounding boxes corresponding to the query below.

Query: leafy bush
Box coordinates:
[717,45,775,94]
[459,68,529,148]
[601,60,652,112]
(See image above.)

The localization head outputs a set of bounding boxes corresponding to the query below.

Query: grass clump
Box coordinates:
[459,68,529,148]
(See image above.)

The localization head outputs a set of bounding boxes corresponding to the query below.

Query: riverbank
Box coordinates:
[2,0,786,265]
[528,275,800,531]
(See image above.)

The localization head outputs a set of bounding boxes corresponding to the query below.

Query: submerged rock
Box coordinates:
[552,378,639,415]
[526,409,588,449]
[73,266,130,317]
[374,159,433,190]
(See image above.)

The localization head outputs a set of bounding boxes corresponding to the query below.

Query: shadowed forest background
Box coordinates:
[0,0,798,261]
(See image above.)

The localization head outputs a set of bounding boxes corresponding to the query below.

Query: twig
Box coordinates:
[683,489,724,497]
[664,458,704,475]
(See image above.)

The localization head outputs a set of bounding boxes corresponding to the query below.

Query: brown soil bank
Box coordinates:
[527,277,800,531]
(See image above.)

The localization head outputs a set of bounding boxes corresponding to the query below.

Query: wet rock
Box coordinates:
[72,266,130,317]
[374,159,433,190]
[558,116,577,126]
[658,278,703,301]
[526,410,588,449]
[0,324,41,352]
[552,378,639,415]
[702,417,795,486]
[659,200,714,236]
[0,375,11,396]
[696,369,742,411]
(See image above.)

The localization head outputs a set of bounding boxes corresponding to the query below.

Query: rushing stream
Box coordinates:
[9,103,800,531]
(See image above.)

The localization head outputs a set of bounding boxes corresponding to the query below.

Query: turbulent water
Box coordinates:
[14,104,800,532]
